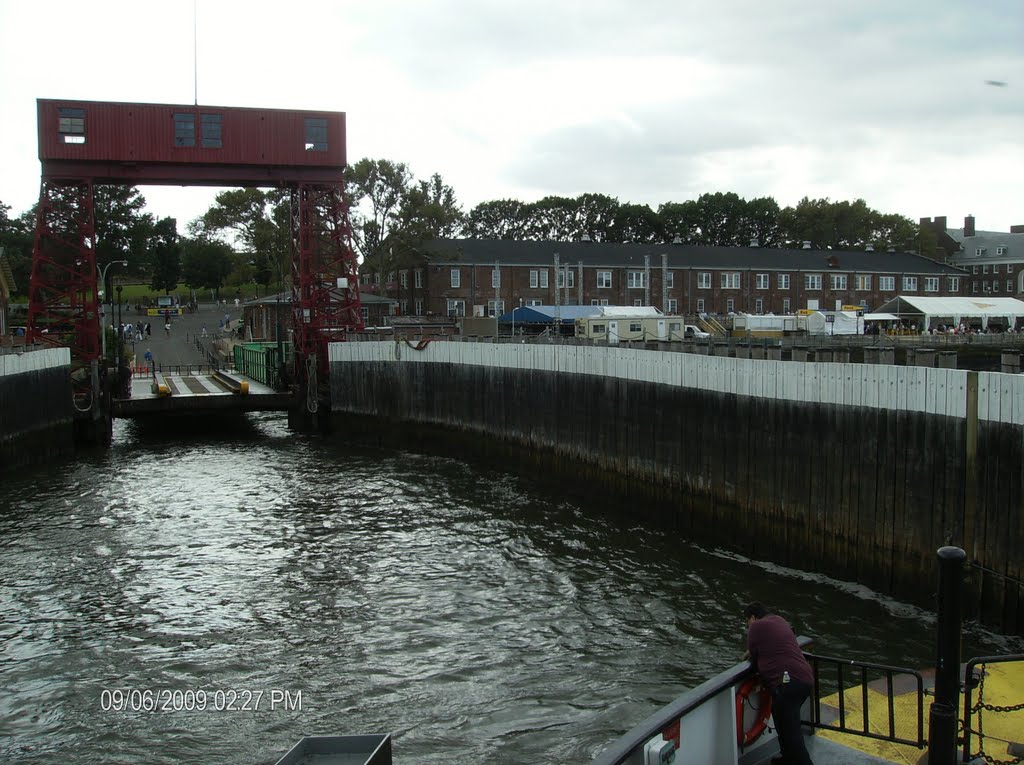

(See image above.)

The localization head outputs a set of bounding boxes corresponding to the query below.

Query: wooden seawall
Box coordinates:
[0,348,75,471]
[329,340,1023,635]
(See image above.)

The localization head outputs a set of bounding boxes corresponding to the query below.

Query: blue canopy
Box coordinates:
[497,305,602,325]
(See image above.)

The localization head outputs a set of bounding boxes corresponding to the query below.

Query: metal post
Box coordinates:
[99,260,128,364]
[928,545,966,765]
[115,284,123,395]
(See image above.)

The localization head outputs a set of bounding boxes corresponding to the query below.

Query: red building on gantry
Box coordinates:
[29,98,362,416]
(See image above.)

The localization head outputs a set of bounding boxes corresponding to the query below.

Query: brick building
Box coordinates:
[360,238,967,318]
[922,215,1024,298]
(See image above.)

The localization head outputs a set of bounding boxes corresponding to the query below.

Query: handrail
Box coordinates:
[591,636,813,765]
[961,653,1024,763]
[805,652,925,748]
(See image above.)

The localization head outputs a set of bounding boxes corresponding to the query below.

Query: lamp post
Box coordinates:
[99,260,128,363]
[115,284,123,395]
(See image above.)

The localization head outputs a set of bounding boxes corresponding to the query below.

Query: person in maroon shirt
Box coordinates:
[744,602,815,765]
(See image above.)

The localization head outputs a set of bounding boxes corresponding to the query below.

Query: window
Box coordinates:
[880,276,895,291]
[698,272,711,289]
[721,272,740,289]
[58,107,85,143]
[667,299,678,313]
[948,277,959,292]
[665,271,674,288]
[992,281,999,293]
[972,282,979,294]
[627,270,647,289]
[304,117,328,151]
[530,270,539,288]
[755,273,769,289]
[174,112,195,147]
[597,270,612,288]
[924,277,939,292]
[856,275,872,291]
[387,271,395,284]
[830,274,847,290]
[539,270,549,288]
[755,298,764,313]
[1008,280,1015,293]
[633,298,644,307]
[557,269,575,289]
[415,299,423,315]
[976,248,987,256]
[491,269,500,288]
[414,270,423,288]
[726,298,735,312]
[374,272,381,284]
[973,265,979,274]
[903,276,918,291]
[629,322,642,333]
[592,323,606,334]
[446,299,465,316]
[805,274,822,290]
[777,274,790,290]
[983,264,989,274]
[997,246,1008,256]
[487,299,505,316]
[526,298,543,306]
[450,269,460,288]
[782,298,791,314]
[400,300,408,315]
[360,307,369,323]
[399,271,408,288]
[696,298,705,313]
[200,113,222,148]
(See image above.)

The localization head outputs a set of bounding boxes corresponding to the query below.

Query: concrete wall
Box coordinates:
[329,340,1023,635]
[0,348,75,470]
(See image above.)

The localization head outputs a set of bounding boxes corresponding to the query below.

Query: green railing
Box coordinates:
[233,342,290,391]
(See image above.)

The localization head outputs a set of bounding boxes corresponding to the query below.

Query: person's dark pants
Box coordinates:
[771,679,814,765]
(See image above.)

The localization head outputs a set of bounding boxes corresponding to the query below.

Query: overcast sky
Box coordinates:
[1,0,1021,234]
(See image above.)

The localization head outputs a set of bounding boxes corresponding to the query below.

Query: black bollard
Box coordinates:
[928,546,966,765]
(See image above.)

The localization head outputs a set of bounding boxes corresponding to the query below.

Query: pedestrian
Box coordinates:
[743,602,815,765]
[164,321,171,336]
[202,324,208,338]
[144,348,153,368]
[146,322,151,337]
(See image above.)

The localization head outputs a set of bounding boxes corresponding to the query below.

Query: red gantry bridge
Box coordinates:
[26,98,363,437]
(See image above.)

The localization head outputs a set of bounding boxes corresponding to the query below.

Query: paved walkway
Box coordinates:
[113,301,243,369]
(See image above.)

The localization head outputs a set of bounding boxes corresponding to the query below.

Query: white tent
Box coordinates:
[873,296,1024,330]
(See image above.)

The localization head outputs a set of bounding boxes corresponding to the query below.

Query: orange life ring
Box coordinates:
[736,677,773,747]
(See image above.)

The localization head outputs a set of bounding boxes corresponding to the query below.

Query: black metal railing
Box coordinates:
[805,652,926,749]
[962,654,1024,764]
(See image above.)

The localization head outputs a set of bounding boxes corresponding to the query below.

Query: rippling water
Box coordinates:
[1,413,1020,764]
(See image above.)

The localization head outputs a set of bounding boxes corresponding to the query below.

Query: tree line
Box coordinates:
[0,158,936,299]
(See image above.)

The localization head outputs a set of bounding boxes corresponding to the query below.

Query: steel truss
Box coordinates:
[27,179,101,376]
[289,183,363,400]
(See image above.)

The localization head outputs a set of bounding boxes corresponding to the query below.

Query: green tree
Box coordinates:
[345,158,414,267]
[609,202,661,244]
[180,236,235,298]
[465,199,537,240]
[530,195,578,240]
[0,201,34,295]
[94,185,154,279]
[148,217,181,294]
[658,200,701,244]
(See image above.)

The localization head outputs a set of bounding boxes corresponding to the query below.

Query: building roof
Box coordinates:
[497,305,601,324]
[419,238,965,275]
[947,230,1024,264]
[874,295,1024,319]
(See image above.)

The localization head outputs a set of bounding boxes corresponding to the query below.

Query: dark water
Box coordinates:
[1,413,1020,764]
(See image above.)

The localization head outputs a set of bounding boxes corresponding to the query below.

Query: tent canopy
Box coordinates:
[873,295,1024,327]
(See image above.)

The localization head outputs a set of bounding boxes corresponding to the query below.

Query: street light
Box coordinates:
[115,283,124,396]
[99,259,128,362]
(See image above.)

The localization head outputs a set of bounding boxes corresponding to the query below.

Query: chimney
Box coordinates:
[802,241,812,250]
[581,233,592,242]
[935,216,947,230]
[671,235,682,245]
[965,215,975,237]
[865,243,875,252]
[750,237,759,248]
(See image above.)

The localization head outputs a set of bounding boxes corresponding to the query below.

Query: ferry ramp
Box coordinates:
[112,365,292,418]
